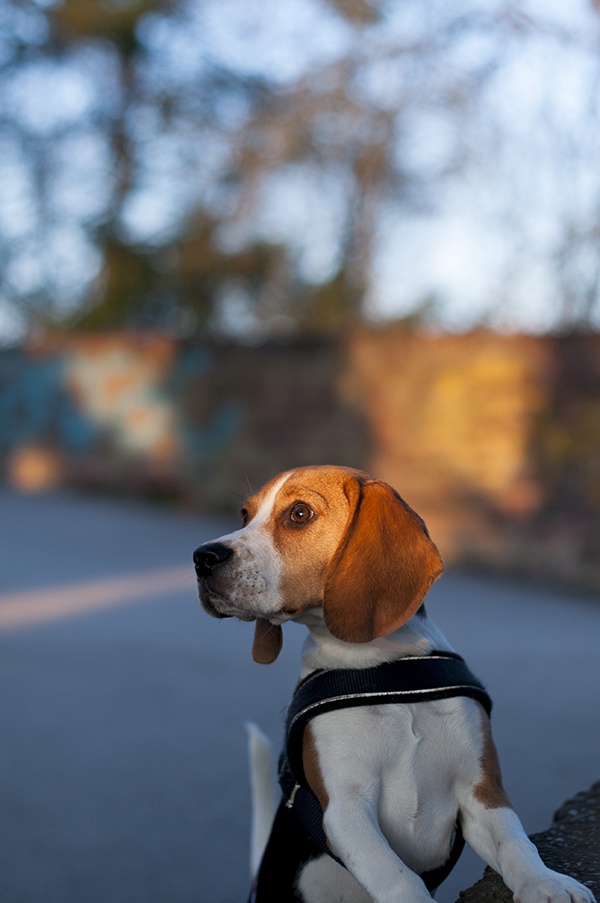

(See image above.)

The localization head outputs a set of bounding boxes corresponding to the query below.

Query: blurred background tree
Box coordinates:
[1,0,600,341]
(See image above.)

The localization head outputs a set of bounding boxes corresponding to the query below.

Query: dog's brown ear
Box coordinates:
[252,619,283,664]
[323,477,444,643]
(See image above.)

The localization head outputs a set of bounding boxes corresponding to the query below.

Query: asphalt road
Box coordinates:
[1,488,598,903]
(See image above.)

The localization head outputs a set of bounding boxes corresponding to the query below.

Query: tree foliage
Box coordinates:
[2,0,600,339]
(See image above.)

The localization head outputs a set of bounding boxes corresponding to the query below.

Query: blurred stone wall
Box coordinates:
[1,329,599,589]
[345,330,600,589]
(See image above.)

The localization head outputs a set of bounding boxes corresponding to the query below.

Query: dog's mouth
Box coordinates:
[198,582,257,622]
[197,577,230,618]
[198,593,230,622]
[199,594,231,620]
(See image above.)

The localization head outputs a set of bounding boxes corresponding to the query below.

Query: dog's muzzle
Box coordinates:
[194,542,235,619]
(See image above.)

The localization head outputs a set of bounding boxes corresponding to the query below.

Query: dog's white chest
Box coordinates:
[309,697,477,874]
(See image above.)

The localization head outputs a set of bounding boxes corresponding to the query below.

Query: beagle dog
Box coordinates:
[194,465,595,903]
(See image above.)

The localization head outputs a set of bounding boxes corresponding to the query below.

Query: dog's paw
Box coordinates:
[515,869,596,903]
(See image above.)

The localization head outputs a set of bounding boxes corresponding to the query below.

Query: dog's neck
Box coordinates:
[295,606,455,678]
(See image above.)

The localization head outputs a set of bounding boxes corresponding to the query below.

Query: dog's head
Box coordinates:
[194,465,443,663]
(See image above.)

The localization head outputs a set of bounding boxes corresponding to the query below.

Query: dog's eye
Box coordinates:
[240,508,249,526]
[289,503,315,525]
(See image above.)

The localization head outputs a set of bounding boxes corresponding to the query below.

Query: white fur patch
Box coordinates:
[203,474,288,619]
[296,854,371,903]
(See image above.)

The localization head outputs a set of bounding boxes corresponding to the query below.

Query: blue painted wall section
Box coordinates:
[0,348,95,454]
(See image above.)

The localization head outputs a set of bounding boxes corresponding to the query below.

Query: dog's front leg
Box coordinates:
[460,798,596,903]
[322,798,433,903]
[303,715,434,901]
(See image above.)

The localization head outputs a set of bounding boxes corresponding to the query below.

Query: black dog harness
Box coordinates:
[250,651,492,901]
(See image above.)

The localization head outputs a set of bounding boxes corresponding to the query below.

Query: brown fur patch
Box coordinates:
[473,705,512,809]
[302,723,339,855]
[269,468,358,614]
[302,723,330,812]
[322,476,444,642]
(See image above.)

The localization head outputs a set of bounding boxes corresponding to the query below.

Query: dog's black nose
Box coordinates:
[193,542,233,576]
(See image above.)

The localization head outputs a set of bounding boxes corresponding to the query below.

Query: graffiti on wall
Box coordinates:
[0,336,243,492]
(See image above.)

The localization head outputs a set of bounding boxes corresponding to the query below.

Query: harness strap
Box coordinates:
[278,651,492,892]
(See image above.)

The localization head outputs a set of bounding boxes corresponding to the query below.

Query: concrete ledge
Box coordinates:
[456,782,600,901]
